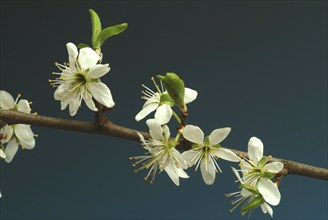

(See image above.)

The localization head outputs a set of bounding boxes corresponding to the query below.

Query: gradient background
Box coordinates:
[0,1,327,219]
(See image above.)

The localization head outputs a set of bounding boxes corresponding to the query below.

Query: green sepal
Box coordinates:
[261,172,275,179]
[258,156,268,168]
[240,184,259,195]
[77,43,90,49]
[89,9,102,49]
[96,23,128,48]
[159,93,175,106]
[241,195,265,213]
[191,144,200,149]
[204,136,210,146]
[157,73,185,111]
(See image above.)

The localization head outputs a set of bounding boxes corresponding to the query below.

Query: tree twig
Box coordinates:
[1,110,327,181]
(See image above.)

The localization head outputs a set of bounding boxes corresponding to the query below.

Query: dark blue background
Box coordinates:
[0,1,327,219]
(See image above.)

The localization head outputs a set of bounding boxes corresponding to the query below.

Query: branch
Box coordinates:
[1,110,327,181]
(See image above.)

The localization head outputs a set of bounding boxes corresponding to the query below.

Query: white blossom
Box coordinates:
[225,167,278,217]
[135,78,197,124]
[0,90,36,163]
[50,42,115,116]
[130,119,188,185]
[182,125,240,185]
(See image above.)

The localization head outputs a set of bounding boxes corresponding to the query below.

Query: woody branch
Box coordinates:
[1,110,327,181]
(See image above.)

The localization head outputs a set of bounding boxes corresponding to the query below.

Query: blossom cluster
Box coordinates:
[131,71,284,217]
[0,9,286,218]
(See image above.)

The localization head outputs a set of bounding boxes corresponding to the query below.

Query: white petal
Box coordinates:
[88,64,110,78]
[248,137,264,165]
[14,124,35,147]
[0,149,6,159]
[209,127,231,146]
[143,93,160,107]
[184,87,198,104]
[66,42,78,68]
[17,99,31,114]
[172,149,187,169]
[214,148,240,162]
[263,162,284,174]
[182,125,204,145]
[1,125,14,143]
[135,103,158,121]
[4,139,19,163]
[258,178,281,206]
[146,119,163,141]
[20,138,35,150]
[78,47,100,70]
[261,202,273,217]
[154,104,172,125]
[69,98,80,116]
[89,82,115,108]
[162,125,171,142]
[0,90,15,110]
[137,132,146,145]
[241,188,252,197]
[200,155,216,185]
[82,90,97,111]
[164,161,180,186]
[175,166,189,179]
[182,150,199,167]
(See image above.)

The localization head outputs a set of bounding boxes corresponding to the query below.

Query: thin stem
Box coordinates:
[172,110,181,124]
[0,110,327,181]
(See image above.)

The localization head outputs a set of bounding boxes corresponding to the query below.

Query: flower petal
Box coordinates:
[66,42,78,68]
[263,162,284,174]
[4,139,19,163]
[88,64,110,79]
[1,125,14,143]
[258,178,281,206]
[0,90,15,110]
[182,125,204,145]
[248,137,264,165]
[182,150,199,167]
[82,90,97,111]
[241,188,252,197]
[14,124,35,147]
[172,149,187,169]
[0,149,6,159]
[78,47,100,70]
[162,125,171,142]
[175,166,189,179]
[164,161,180,186]
[69,97,80,116]
[214,148,240,162]
[209,127,231,146]
[154,104,172,125]
[146,119,163,141]
[184,87,198,104]
[135,103,158,121]
[17,99,31,114]
[261,202,273,217]
[200,155,216,185]
[89,82,115,108]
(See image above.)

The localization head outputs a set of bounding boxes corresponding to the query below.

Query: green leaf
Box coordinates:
[241,195,265,213]
[159,93,175,106]
[96,23,128,48]
[157,72,185,111]
[89,9,102,49]
[77,43,90,49]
